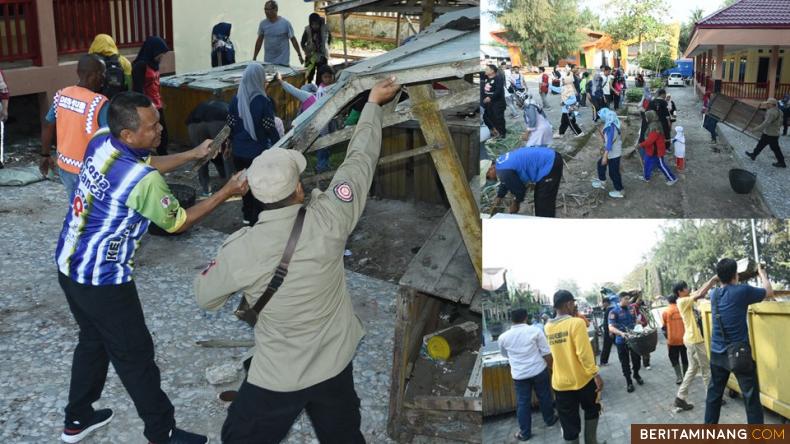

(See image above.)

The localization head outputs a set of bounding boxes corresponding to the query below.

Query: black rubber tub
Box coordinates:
[729,168,756,194]
[148,183,196,236]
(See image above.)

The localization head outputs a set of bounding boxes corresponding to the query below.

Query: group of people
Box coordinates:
[498,258,775,443]
[28,2,406,443]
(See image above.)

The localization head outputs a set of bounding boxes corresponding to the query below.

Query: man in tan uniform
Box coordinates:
[194,77,400,443]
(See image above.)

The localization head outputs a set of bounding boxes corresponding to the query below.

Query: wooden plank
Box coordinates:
[464,350,482,398]
[387,286,417,440]
[410,395,482,412]
[410,84,481,280]
[402,408,482,443]
[400,209,478,304]
[304,143,440,183]
[406,296,442,366]
[306,86,477,153]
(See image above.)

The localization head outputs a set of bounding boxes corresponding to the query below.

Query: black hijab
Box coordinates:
[136,36,169,70]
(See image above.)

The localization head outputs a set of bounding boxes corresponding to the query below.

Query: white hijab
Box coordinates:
[237,64,267,141]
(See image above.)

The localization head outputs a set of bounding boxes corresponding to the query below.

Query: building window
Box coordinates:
[739,57,747,83]
[729,60,735,82]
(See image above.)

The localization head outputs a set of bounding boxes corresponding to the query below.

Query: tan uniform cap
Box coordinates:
[248,148,307,203]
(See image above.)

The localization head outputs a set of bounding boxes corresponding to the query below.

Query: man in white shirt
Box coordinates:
[499,309,559,441]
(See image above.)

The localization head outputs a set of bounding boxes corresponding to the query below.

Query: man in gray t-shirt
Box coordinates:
[254,0,304,66]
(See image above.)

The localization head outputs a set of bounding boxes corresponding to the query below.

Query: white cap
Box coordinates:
[247,148,307,203]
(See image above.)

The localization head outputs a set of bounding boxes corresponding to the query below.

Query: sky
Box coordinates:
[482,219,674,296]
[481,0,729,44]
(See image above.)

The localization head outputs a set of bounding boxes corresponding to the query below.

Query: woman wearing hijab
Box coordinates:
[88,34,132,99]
[639,110,678,185]
[301,13,331,84]
[132,36,169,154]
[592,108,625,198]
[211,22,236,67]
[481,64,506,138]
[228,63,280,225]
[275,65,336,172]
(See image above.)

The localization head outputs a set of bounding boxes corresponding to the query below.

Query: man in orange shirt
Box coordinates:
[40,54,108,200]
[661,294,688,387]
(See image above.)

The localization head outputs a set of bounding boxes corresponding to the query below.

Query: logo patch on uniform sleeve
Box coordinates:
[160,195,171,208]
[333,182,354,202]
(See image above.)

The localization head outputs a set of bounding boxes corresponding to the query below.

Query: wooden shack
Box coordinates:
[159,62,307,146]
[387,210,483,443]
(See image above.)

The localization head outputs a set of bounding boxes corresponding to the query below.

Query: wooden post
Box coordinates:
[341,12,349,64]
[409,84,482,279]
[395,13,401,47]
[714,45,724,80]
[768,45,779,99]
[421,0,435,30]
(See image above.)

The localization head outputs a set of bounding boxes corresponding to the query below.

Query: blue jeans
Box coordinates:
[59,167,80,202]
[704,351,763,424]
[597,156,623,191]
[514,367,555,437]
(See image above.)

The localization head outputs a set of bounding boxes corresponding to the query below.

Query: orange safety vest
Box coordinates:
[53,86,108,174]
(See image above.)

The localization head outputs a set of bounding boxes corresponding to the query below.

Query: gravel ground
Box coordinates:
[0,180,397,444]
[717,123,790,218]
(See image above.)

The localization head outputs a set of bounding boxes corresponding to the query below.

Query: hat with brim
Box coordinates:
[248,148,307,203]
[765,97,778,105]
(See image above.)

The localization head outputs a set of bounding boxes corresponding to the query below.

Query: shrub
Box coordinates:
[650,77,665,90]
[625,88,643,103]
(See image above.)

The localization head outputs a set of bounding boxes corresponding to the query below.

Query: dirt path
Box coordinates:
[482,79,771,218]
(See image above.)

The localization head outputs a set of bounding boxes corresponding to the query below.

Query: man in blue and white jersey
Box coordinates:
[55,92,248,444]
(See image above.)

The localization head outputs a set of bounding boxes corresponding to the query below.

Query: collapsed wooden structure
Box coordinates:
[268,7,483,442]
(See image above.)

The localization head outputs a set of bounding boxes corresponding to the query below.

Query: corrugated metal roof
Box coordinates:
[480,45,509,58]
[324,0,479,15]
[698,0,790,27]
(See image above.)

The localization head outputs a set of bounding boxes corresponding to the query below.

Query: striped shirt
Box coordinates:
[56,132,186,286]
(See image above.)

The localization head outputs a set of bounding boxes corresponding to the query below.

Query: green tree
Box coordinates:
[678,8,704,54]
[604,0,669,56]
[720,0,738,7]
[638,47,674,73]
[494,0,584,65]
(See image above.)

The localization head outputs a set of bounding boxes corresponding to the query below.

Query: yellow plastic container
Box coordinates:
[699,300,790,420]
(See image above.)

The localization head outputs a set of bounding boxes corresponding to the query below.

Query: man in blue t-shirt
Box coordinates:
[608,292,643,393]
[484,146,563,217]
[704,258,774,425]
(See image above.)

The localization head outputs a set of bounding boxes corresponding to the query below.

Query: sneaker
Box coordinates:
[599,362,609,366]
[515,431,531,441]
[627,383,635,393]
[634,375,644,385]
[666,179,678,186]
[61,409,114,443]
[553,132,562,139]
[639,176,650,183]
[746,151,757,161]
[150,428,209,444]
[608,190,624,199]
[575,132,586,138]
[591,179,605,189]
[646,365,652,370]
[242,218,251,225]
[674,397,694,411]
[545,414,560,427]
[772,162,787,168]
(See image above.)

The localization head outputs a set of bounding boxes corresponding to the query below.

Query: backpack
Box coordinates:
[101,54,126,100]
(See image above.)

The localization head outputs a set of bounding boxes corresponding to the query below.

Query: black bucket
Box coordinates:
[729,168,756,194]
[148,183,197,236]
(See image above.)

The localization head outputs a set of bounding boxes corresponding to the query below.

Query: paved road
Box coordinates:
[482,333,785,444]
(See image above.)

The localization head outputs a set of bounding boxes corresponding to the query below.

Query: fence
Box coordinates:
[0,0,40,64]
[719,82,769,100]
[53,0,172,55]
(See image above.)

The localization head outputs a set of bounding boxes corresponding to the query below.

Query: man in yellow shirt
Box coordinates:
[545,290,605,444]
[673,276,719,411]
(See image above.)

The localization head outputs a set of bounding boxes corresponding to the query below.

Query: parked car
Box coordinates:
[667,72,684,87]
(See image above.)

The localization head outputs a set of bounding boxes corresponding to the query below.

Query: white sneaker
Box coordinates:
[591,179,605,189]
[639,176,650,183]
[608,190,625,198]
[666,179,678,186]
[575,132,585,138]
[553,132,562,139]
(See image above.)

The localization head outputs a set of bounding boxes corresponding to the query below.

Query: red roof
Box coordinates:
[697,0,790,28]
